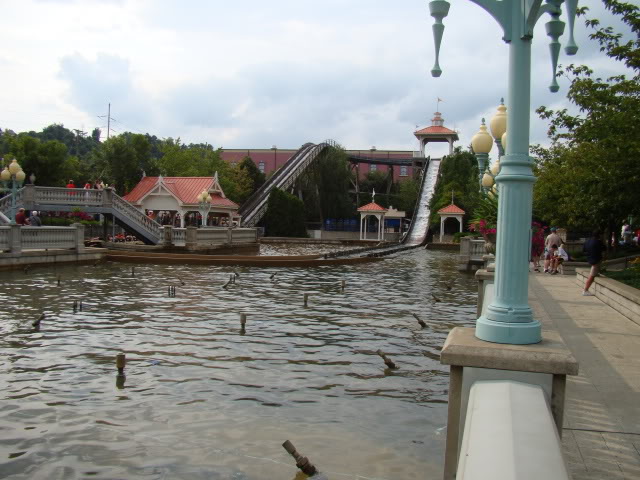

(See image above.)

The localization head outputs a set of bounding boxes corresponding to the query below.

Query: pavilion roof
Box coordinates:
[357,202,387,212]
[124,176,238,208]
[437,203,465,215]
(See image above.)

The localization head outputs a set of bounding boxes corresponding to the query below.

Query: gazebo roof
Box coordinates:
[437,203,465,215]
[124,175,238,209]
[358,202,387,212]
[414,112,459,140]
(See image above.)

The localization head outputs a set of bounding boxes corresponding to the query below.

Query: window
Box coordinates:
[370,164,377,172]
[400,166,408,177]
[258,161,265,173]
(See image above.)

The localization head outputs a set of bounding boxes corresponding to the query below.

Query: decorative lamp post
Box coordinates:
[470,119,492,190]
[1,158,27,223]
[428,0,579,345]
[489,99,507,157]
[197,190,212,227]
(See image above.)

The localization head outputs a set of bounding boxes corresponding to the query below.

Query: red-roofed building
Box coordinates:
[357,191,390,241]
[436,203,466,243]
[123,173,239,227]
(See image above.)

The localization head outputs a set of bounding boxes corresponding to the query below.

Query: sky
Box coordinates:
[0,0,632,158]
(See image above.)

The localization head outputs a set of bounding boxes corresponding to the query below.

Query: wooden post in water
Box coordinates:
[377,349,397,369]
[341,279,346,292]
[116,353,126,375]
[304,293,309,307]
[282,440,317,476]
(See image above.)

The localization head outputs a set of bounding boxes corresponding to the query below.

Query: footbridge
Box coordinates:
[0,186,165,245]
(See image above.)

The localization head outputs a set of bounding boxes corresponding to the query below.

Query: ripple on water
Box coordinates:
[0,247,476,479]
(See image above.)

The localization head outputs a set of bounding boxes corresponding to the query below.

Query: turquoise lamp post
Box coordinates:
[428,0,579,344]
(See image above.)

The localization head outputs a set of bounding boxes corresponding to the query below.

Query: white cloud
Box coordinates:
[0,0,633,156]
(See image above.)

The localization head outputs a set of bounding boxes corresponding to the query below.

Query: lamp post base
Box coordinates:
[475,315,541,345]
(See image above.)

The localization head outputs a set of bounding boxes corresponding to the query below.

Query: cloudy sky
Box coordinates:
[0,0,631,157]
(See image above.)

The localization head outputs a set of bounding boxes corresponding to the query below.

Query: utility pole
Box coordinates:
[72,129,87,156]
[98,103,115,139]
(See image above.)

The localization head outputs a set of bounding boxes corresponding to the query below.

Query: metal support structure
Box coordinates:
[428,0,579,344]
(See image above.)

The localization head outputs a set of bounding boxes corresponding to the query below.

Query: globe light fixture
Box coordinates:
[0,158,27,223]
[490,100,507,157]
[471,118,493,189]
[197,189,213,227]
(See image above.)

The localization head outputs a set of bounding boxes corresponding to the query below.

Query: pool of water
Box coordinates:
[0,248,477,479]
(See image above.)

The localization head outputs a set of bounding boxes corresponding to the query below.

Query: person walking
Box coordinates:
[544,227,562,273]
[582,230,606,296]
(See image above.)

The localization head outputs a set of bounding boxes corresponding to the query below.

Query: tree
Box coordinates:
[264,188,307,237]
[239,156,266,195]
[6,135,78,186]
[299,146,355,222]
[428,148,481,229]
[533,0,640,239]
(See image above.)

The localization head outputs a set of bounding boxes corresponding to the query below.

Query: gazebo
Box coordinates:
[437,203,465,243]
[358,191,387,241]
[123,173,239,227]
[414,111,459,156]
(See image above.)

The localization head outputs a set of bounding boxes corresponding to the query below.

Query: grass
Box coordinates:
[605,264,640,290]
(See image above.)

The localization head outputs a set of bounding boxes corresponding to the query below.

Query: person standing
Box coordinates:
[28,210,42,226]
[582,231,606,296]
[544,227,562,273]
[15,208,28,225]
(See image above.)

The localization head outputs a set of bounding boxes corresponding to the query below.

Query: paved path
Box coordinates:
[529,273,640,479]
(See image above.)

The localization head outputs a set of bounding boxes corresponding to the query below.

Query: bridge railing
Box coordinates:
[111,192,161,240]
[32,186,103,206]
[0,225,85,254]
[469,239,486,259]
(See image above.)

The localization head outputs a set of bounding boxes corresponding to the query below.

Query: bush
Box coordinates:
[264,188,308,237]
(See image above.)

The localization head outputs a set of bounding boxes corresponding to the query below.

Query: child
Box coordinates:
[550,242,569,274]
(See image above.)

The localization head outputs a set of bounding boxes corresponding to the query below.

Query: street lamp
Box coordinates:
[197,190,212,227]
[428,0,579,345]
[489,99,507,157]
[470,118,492,190]
[1,158,27,223]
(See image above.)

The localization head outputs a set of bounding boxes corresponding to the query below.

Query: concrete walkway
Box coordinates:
[529,273,640,479]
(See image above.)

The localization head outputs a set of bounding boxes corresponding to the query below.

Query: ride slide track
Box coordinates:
[238,140,341,227]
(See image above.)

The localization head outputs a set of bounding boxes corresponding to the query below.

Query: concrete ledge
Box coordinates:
[457,380,570,480]
[441,327,578,376]
[576,268,640,326]
[0,248,105,270]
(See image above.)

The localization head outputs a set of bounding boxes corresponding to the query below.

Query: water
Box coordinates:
[0,248,477,479]
[404,159,441,246]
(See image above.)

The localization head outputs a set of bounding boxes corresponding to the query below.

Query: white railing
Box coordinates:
[20,226,77,249]
[111,194,161,240]
[457,380,569,480]
[469,239,485,259]
[0,189,24,218]
[34,187,103,206]
[0,225,84,253]
[172,228,186,246]
[197,228,229,245]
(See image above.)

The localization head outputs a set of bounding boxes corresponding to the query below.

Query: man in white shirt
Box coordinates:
[544,227,562,273]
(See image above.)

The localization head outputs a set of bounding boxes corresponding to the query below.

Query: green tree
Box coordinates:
[299,146,355,222]
[6,135,78,186]
[239,156,266,195]
[264,188,307,237]
[533,0,640,238]
[428,148,481,228]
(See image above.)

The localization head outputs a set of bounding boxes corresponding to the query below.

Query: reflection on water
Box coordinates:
[0,247,476,479]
